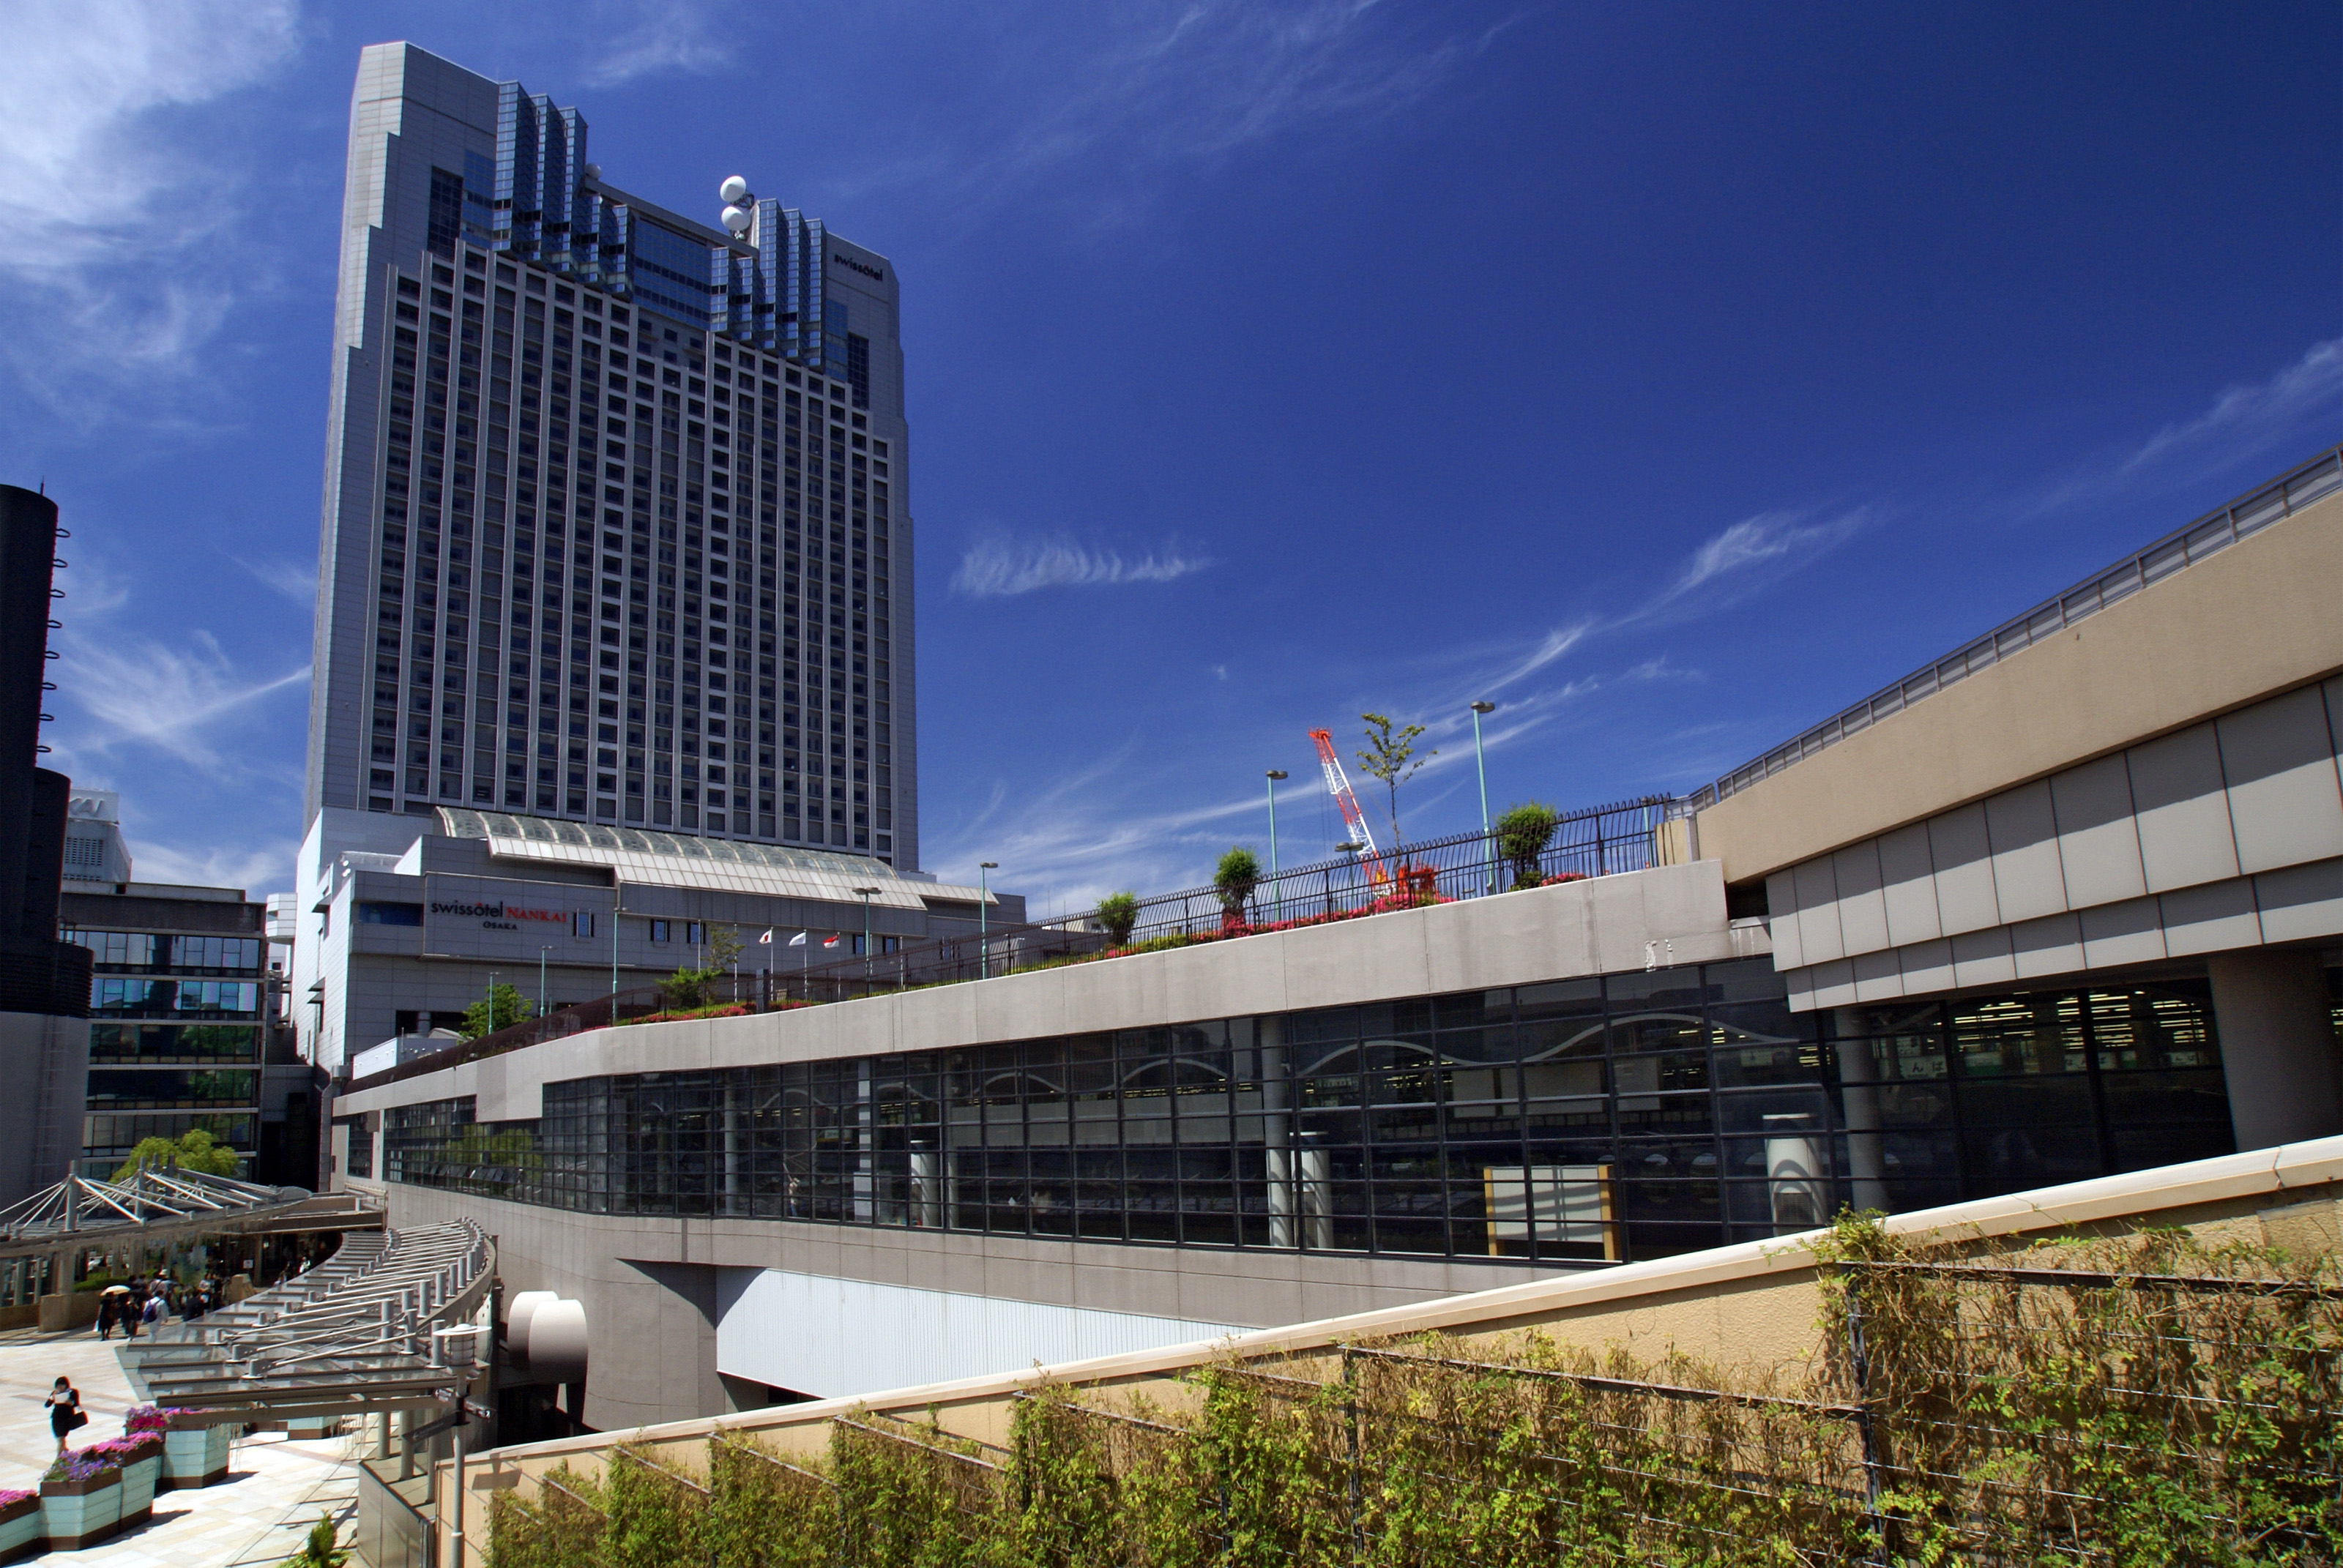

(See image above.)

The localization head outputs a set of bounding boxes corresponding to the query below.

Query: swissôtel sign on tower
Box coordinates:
[429,897,572,933]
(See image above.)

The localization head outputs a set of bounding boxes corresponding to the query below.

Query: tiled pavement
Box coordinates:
[0,1326,362,1566]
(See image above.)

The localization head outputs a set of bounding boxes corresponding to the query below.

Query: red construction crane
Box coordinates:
[1308,728,1390,887]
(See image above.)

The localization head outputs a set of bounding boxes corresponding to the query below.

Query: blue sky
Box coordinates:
[1,1,2336,915]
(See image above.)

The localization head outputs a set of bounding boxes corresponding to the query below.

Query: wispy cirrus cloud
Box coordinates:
[952,535,1213,597]
[234,555,316,607]
[579,0,734,87]
[53,630,308,774]
[0,0,299,411]
[2120,335,2343,477]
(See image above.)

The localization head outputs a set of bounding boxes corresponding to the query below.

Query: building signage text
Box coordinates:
[429,898,569,933]
[832,253,884,283]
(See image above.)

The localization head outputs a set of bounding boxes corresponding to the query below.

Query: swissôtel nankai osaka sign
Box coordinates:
[430,897,572,934]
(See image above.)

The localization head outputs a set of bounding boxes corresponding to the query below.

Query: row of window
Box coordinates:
[89,1023,262,1063]
[92,979,261,1017]
[61,931,264,974]
[372,963,2240,1265]
[367,245,898,856]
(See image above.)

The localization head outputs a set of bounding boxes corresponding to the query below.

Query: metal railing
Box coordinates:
[1686,444,2343,810]
[343,796,1677,1094]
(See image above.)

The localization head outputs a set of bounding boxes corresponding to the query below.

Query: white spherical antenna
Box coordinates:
[719,175,750,206]
[720,204,753,236]
[582,163,602,182]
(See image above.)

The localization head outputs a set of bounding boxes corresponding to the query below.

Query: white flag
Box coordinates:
[788,931,808,947]
[759,928,774,945]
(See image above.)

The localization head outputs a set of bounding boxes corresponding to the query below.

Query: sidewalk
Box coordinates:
[0,1326,360,1566]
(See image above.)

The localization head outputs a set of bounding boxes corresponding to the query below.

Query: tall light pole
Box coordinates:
[1470,701,1497,893]
[537,946,553,1025]
[853,886,878,993]
[977,862,998,980]
[1264,771,1287,922]
[485,971,496,1033]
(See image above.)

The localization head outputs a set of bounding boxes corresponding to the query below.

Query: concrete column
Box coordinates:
[1832,1009,1890,1214]
[2209,949,2342,1151]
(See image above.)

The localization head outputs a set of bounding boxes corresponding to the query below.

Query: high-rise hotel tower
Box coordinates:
[306,42,916,867]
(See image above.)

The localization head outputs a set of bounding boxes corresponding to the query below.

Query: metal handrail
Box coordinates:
[1686,444,2343,810]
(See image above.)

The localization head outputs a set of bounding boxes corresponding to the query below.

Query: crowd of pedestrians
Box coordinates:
[92,1272,227,1341]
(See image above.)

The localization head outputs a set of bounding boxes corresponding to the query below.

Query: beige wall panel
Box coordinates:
[1986,780,2067,924]
[1876,821,1942,947]
[1765,870,1803,968]
[2129,723,2241,892]
[1850,948,1904,1003]
[1789,858,1844,964]
[2158,878,2262,956]
[2253,858,2343,944]
[1927,804,2000,936]
[1831,841,1891,955]
[1691,489,2343,883]
[1804,957,1855,1010]
[2077,897,2169,969]
[2009,911,2085,979]
[1896,937,1955,995]
[2049,753,2147,908]
[1949,927,2016,988]
[2218,685,2343,874]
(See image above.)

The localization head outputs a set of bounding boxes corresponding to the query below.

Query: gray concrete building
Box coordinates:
[330,447,2343,1431]
[294,806,1015,1074]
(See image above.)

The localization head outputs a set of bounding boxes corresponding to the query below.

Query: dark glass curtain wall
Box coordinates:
[380,959,2235,1266]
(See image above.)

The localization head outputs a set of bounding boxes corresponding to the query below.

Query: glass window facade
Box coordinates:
[67,918,268,1176]
[373,960,2237,1266]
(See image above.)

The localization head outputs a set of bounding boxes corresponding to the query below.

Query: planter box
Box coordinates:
[162,1426,231,1489]
[117,1455,160,1526]
[0,1498,40,1563]
[41,1470,122,1550]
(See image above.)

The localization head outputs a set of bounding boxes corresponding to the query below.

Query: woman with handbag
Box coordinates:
[44,1377,83,1455]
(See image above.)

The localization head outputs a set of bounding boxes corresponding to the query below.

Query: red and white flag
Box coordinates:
[822,933,842,949]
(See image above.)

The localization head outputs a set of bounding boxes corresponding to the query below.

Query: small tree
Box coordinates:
[458,983,534,1040]
[660,964,720,1011]
[1494,802,1562,889]
[1096,892,1140,948]
[282,1512,349,1568]
[1356,712,1434,846]
[707,925,745,972]
[112,1127,240,1183]
[1214,848,1262,930]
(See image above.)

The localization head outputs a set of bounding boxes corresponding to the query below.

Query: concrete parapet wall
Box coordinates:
[340,859,1738,1124]
[444,1136,2343,1511]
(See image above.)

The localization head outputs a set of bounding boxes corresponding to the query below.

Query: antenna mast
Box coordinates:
[1308,728,1389,887]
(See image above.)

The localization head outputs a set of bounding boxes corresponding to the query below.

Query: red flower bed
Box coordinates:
[1111,876,1456,956]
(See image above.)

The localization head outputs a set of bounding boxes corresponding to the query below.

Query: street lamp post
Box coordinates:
[1470,701,1497,892]
[977,862,998,980]
[1264,771,1288,922]
[537,947,553,1025]
[853,886,878,995]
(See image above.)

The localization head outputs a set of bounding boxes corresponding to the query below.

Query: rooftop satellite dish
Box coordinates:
[719,175,751,206]
[721,204,753,236]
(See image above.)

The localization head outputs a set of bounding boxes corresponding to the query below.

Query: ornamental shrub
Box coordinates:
[1213,848,1261,927]
[1095,892,1139,948]
[1494,802,1561,889]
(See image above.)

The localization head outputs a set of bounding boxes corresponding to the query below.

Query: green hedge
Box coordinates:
[488,1218,2343,1567]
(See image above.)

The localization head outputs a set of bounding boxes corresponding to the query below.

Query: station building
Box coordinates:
[331,446,2343,1429]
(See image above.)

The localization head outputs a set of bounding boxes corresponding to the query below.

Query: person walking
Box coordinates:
[94,1293,116,1343]
[43,1378,82,1455]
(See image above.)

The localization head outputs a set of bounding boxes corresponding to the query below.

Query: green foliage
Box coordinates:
[111,1127,239,1182]
[1493,801,1561,889]
[483,1223,2343,1567]
[658,966,722,1012]
[1355,712,1433,844]
[705,925,745,971]
[460,982,535,1040]
[1212,848,1261,917]
[1094,892,1140,948]
[280,1514,349,1568]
